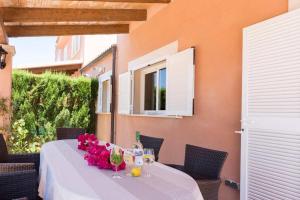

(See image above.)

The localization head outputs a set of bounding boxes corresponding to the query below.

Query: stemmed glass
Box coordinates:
[110,146,124,179]
[143,148,155,177]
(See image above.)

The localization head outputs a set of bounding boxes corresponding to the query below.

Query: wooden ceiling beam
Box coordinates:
[55,0,171,3]
[0,8,147,23]
[0,18,8,44]
[5,24,129,37]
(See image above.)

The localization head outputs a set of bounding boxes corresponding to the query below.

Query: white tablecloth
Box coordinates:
[39,140,203,200]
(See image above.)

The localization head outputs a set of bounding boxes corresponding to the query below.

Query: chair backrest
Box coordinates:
[140,135,164,162]
[184,144,228,180]
[0,134,8,163]
[56,128,85,140]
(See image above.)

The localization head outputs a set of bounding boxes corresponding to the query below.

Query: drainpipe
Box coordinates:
[110,45,117,143]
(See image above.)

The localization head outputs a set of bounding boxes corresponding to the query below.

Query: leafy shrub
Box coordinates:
[0,97,11,135]
[87,78,98,133]
[8,70,97,153]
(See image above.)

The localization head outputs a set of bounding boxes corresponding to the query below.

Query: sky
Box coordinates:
[10,37,57,68]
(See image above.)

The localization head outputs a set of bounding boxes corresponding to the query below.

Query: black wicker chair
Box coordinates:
[168,144,228,200]
[56,128,85,140]
[0,163,37,200]
[0,134,40,173]
[140,135,164,162]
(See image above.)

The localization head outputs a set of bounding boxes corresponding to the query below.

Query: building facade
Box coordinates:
[53,2,289,198]
[94,1,288,199]
[55,36,84,62]
[55,35,117,66]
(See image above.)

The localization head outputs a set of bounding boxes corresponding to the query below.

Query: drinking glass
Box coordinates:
[143,148,155,177]
[124,149,134,176]
[110,146,124,179]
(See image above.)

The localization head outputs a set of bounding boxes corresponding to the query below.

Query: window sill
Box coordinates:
[120,114,183,119]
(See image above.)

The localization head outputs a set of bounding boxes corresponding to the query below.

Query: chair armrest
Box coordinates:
[7,153,40,171]
[165,164,185,172]
[196,179,221,200]
[0,170,37,200]
[0,163,35,173]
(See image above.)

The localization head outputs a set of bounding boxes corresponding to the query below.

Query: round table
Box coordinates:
[38,140,203,200]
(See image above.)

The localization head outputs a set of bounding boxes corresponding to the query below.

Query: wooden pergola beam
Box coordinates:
[0,8,147,23]
[0,18,8,44]
[5,24,129,37]
[56,0,171,3]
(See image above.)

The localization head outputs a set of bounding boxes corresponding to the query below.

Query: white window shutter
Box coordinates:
[166,48,195,116]
[97,77,103,113]
[118,72,131,114]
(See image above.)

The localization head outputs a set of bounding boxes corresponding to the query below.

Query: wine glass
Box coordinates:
[110,146,124,179]
[143,148,155,177]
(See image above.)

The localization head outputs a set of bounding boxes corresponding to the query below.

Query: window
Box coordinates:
[102,80,111,113]
[159,68,166,110]
[72,36,81,57]
[141,62,166,114]
[97,71,112,114]
[63,46,68,61]
[118,47,195,117]
[56,49,62,61]
[144,71,157,110]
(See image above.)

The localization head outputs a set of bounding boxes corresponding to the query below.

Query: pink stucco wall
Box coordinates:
[115,0,288,199]
[0,47,13,138]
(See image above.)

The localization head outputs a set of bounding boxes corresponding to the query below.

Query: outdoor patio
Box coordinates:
[0,0,300,200]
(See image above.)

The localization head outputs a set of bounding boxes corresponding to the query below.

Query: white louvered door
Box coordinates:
[241,9,300,200]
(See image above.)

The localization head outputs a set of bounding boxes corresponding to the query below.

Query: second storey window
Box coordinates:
[63,46,68,61]
[72,36,81,57]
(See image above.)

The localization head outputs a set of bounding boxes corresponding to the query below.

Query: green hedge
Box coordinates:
[8,70,98,153]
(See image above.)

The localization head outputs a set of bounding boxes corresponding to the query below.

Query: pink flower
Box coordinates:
[78,134,126,171]
[77,133,98,151]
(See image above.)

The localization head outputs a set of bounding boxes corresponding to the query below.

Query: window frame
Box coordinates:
[97,70,112,114]
[140,61,167,115]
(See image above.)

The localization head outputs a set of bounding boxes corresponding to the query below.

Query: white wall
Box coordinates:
[289,0,300,11]
[83,35,117,66]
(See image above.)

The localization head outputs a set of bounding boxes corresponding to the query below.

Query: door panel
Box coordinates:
[241,9,300,200]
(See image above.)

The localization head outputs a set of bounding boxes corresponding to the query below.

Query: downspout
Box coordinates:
[110,45,117,143]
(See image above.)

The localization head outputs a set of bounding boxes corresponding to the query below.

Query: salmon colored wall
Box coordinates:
[96,113,111,142]
[115,0,287,199]
[0,46,13,139]
[0,54,12,99]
